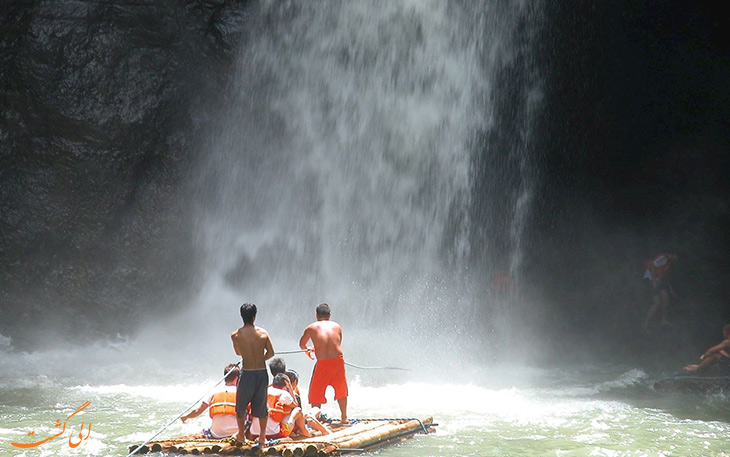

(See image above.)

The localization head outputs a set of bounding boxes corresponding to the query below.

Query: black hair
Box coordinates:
[224,363,240,383]
[269,358,286,377]
[285,369,299,384]
[316,302,331,317]
[240,302,257,324]
[723,323,730,336]
[272,373,289,388]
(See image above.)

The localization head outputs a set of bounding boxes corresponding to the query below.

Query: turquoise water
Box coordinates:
[2,339,729,457]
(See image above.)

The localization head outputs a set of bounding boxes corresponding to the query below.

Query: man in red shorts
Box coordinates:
[299,303,348,423]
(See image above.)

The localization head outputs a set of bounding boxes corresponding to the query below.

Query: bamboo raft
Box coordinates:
[653,375,730,393]
[128,416,434,456]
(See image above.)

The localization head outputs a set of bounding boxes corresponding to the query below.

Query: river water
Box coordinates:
[2,333,729,457]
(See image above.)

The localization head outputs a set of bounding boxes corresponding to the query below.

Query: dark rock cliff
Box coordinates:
[0,0,251,348]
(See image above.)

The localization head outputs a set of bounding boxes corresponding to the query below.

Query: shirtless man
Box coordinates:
[684,324,730,374]
[231,303,275,446]
[299,303,348,423]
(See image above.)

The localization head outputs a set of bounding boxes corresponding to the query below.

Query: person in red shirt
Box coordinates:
[642,253,678,329]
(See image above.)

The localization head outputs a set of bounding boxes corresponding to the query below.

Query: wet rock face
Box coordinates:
[0,0,250,349]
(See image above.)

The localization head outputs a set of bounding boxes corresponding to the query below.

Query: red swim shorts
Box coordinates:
[308,355,348,405]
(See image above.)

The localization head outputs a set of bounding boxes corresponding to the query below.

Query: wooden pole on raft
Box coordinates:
[335,417,432,450]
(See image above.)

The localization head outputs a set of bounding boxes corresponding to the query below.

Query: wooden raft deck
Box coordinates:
[128,416,434,456]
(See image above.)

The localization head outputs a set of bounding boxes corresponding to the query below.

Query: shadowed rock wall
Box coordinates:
[0,0,251,348]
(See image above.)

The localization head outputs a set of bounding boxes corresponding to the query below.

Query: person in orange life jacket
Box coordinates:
[250,374,312,439]
[269,360,303,415]
[286,369,331,436]
[268,358,299,406]
[181,364,240,438]
[642,253,678,329]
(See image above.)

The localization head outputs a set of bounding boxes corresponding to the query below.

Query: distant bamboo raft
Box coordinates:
[129,416,434,456]
[654,375,730,393]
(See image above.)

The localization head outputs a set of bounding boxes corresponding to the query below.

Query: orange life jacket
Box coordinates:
[209,391,236,418]
[267,388,294,423]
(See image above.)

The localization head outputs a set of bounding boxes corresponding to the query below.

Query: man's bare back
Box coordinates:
[232,324,274,370]
[298,303,348,423]
[231,303,274,446]
[300,319,343,360]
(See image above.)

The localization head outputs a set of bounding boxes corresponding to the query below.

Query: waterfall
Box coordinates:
[191,0,543,353]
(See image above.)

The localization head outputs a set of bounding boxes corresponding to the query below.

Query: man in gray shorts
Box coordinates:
[231,303,275,447]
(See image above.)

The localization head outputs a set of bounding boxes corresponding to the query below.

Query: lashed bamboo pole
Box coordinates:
[335,417,432,450]
[297,421,383,445]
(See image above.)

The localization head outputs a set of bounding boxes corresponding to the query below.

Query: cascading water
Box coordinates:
[191,1,543,358]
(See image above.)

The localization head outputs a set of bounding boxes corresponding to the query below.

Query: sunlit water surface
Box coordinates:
[1,341,729,457]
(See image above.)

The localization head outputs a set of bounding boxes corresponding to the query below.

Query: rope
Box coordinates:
[344,361,410,371]
[126,362,241,457]
[277,349,410,371]
[349,418,429,434]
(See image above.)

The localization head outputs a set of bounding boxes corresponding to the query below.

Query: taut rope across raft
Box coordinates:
[276,349,410,371]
